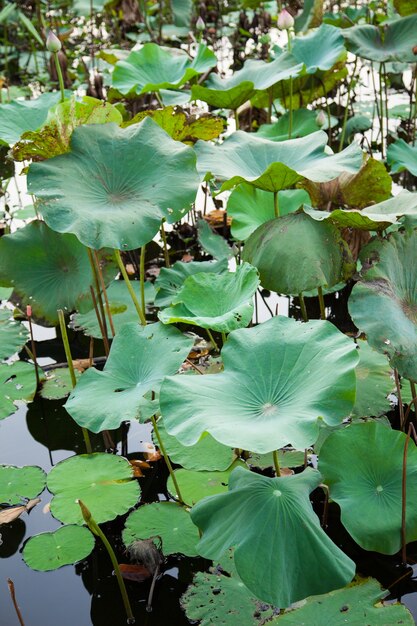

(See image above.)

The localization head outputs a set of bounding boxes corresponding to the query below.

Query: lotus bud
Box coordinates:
[196,16,205,31]
[26,305,32,317]
[77,499,92,523]
[46,31,62,53]
[316,110,326,128]
[277,8,294,30]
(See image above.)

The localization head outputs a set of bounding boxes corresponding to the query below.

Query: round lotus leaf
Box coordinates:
[123,502,200,556]
[242,212,355,295]
[0,91,65,145]
[27,119,199,251]
[191,467,355,607]
[257,109,334,142]
[40,367,81,400]
[160,316,359,454]
[65,322,193,433]
[343,15,417,63]
[351,341,392,418]
[0,220,116,324]
[23,525,95,571]
[0,361,38,420]
[155,259,228,307]
[47,453,140,525]
[112,43,216,95]
[348,230,417,381]
[0,310,29,361]
[271,577,414,625]
[197,219,233,260]
[387,139,417,177]
[158,263,260,332]
[0,464,46,505]
[291,24,346,74]
[319,421,417,554]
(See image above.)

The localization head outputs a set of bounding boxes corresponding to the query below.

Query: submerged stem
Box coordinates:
[115,249,146,326]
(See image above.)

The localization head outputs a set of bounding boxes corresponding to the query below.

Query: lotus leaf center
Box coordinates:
[273,490,282,497]
[262,402,278,416]
[376,485,384,493]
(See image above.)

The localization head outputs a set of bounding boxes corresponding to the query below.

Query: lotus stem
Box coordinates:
[394,369,405,431]
[379,63,385,159]
[140,245,146,315]
[58,309,92,454]
[401,425,413,565]
[298,293,308,322]
[267,87,273,124]
[288,77,293,139]
[339,57,358,151]
[93,250,115,338]
[87,248,110,346]
[410,381,417,416]
[234,108,239,130]
[7,579,25,626]
[273,191,279,218]
[206,328,219,352]
[273,450,281,477]
[317,287,326,320]
[114,249,146,326]
[89,286,110,356]
[53,51,65,103]
[26,307,40,388]
[160,219,170,268]
[78,500,135,624]
[221,332,227,346]
[151,415,185,506]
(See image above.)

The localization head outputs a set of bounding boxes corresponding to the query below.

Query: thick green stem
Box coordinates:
[53,51,65,103]
[87,248,109,346]
[234,108,239,130]
[160,219,170,268]
[151,415,185,505]
[273,450,281,477]
[93,250,115,337]
[410,381,417,416]
[298,293,308,322]
[206,328,219,352]
[140,245,146,316]
[339,57,358,151]
[115,249,146,326]
[221,331,227,346]
[273,191,279,218]
[317,286,326,320]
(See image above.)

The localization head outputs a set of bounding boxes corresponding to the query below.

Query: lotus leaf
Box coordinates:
[0,464,46,505]
[160,316,359,453]
[27,119,199,250]
[197,219,233,260]
[158,263,259,332]
[394,0,417,16]
[23,525,95,571]
[40,368,81,400]
[0,361,38,420]
[242,212,355,295]
[344,115,373,141]
[387,139,417,176]
[291,24,346,74]
[112,43,216,95]
[12,96,123,162]
[155,259,228,307]
[319,421,417,554]
[0,220,116,324]
[0,287,12,301]
[227,185,310,241]
[47,453,140,525]
[348,230,417,381]
[272,577,414,625]
[0,91,66,145]
[191,467,355,606]
[257,109,334,142]
[294,0,323,32]
[195,130,363,193]
[167,460,247,505]
[352,341,392,418]
[65,322,192,432]
[123,502,200,556]
[247,450,306,470]
[0,310,28,361]
[343,15,417,63]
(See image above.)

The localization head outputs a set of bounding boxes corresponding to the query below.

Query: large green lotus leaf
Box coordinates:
[40,367,82,400]
[0,221,116,324]
[257,109,334,142]
[343,15,417,63]
[319,421,417,554]
[65,322,192,433]
[112,43,216,95]
[160,316,358,453]
[291,24,346,73]
[348,230,417,381]
[0,287,13,301]
[155,259,228,307]
[197,219,233,260]
[123,502,200,556]
[72,280,155,338]
[158,263,259,332]
[387,139,417,176]
[242,212,355,295]
[47,453,140,525]
[195,130,362,193]
[27,119,199,250]
[304,190,417,231]
[23,525,95,571]
[344,115,373,142]
[155,419,235,471]
[227,185,310,241]
[0,465,46,505]
[0,310,29,360]
[12,96,123,162]
[167,461,247,506]
[0,91,65,145]
[352,341,392,418]
[271,577,414,625]
[191,467,355,607]
[0,361,38,420]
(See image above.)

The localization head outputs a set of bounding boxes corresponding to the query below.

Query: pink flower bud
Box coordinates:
[277,9,294,30]
[316,110,326,127]
[46,31,62,53]
[196,16,205,31]
[26,305,32,317]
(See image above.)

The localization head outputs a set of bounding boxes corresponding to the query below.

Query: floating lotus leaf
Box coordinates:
[0,361,38,420]
[28,119,199,250]
[191,467,355,606]
[123,502,200,556]
[319,421,417,554]
[112,43,216,95]
[348,230,417,381]
[72,280,155,338]
[0,464,46,505]
[387,139,417,176]
[158,263,259,332]
[65,322,192,433]
[242,212,355,295]
[343,15,417,63]
[167,461,247,505]
[195,130,362,193]
[23,525,95,571]
[352,341,392,418]
[272,577,414,625]
[247,450,305,470]
[155,259,228,307]
[12,96,122,162]
[197,219,233,260]
[47,453,140,525]
[155,419,235,471]
[0,310,29,361]
[0,221,116,324]
[257,109,333,142]
[227,185,310,241]
[160,316,358,453]
[291,24,346,74]
[40,368,81,400]
[0,91,65,145]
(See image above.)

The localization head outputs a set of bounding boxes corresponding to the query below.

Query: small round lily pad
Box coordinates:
[23,525,95,571]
